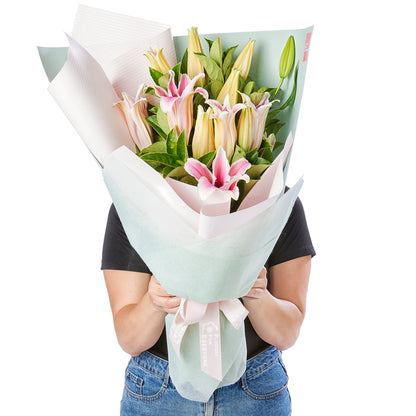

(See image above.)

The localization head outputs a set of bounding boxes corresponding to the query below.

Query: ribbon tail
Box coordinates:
[220,299,249,329]
[169,308,188,357]
[199,302,222,380]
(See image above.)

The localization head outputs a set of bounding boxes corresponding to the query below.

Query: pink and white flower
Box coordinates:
[154,70,208,144]
[115,84,153,150]
[184,146,251,200]
[206,94,246,160]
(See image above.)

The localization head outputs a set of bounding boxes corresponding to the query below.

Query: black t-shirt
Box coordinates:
[101,195,315,359]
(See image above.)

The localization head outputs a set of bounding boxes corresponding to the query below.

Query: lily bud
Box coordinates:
[192,106,215,159]
[264,132,276,148]
[216,69,241,107]
[232,39,255,80]
[237,107,254,152]
[144,47,171,74]
[187,27,205,86]
[279,36,295,79]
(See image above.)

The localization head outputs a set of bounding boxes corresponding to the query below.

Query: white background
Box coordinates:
[1,0,415,415]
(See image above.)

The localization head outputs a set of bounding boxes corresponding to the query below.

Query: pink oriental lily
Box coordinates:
[206,94,246,160]
[237,92,277,152]
[184,147,251,201]
[115,84,153,150]
[154,70,208,144]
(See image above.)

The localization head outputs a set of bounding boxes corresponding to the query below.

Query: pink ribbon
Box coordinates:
[169,298,249,380]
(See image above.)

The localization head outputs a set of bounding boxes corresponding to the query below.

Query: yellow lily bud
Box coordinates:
[232,39,255,80]
[187,27,205,87]
[144,47,171,74]
[237,107,254,152]
[192,106,215,159]
[216,69,241,107]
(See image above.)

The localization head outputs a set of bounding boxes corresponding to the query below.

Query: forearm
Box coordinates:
[243,291,304,351]
[114,292,167,356]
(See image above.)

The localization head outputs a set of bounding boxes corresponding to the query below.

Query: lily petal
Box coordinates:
[212,147,230,187]
[229,158,251,178]
[167,70,179,96]
[184,158,214,182]
[197,176,217,200]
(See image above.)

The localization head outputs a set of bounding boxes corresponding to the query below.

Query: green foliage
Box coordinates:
[195,53,224,83]
[146,115,167,139]
[222,45,238,79]
[209,37,223,69]
[180,49,188,74]
[149,67,163,86]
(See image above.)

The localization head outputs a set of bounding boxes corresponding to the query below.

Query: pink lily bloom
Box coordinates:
[154,70,208,144]
[115,84,153,150]
[184,146,251,201]
[206,94,246,160]
[237,92,277,152]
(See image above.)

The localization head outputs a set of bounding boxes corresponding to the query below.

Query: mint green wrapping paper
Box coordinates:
[103,146,303,304]
[102,146,303,401]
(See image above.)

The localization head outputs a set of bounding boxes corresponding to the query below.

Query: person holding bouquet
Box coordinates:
[101,193,315,415]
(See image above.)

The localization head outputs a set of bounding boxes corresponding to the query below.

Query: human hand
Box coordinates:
[243,267,268,302]
[148,275,181,314]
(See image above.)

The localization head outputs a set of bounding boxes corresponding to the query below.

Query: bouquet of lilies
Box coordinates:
[118,27,298,211]
[39,5,312,402]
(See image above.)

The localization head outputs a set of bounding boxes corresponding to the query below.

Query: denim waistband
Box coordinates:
[132,345,280,382]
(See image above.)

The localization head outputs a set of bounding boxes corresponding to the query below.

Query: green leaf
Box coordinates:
[246,164,269,179]
[157,107,171,135]
[243,81,256,95]
[208,80,224,99]
[149,67,163,85]
[249,92,264,106]
[141,152,181,168]
[162,166,175,177]
[166,166,188,178]
[265,120,285,135]
[266,109,281,120]
[260,147,274,163]
[166,129,177,155]
[257,86,269,94]
[180,49,188,74]
[138,141,167,155]
[180,176,198,186]
[246,149,258,164]
[256,157,271,165]
[195,53,224,82]
[172,63,181,84]
[204,38,214,50]
[158,73,170,89]
[177,130,188,162]
[210,37,223,68]
[146,115,167,139]
[222,45,238,77]
[231,145,246,164]
[198,151,216,166]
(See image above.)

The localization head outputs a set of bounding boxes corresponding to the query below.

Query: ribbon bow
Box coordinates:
[169,298,249,380]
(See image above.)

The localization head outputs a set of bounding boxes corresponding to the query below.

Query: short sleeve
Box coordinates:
[267,196,316,267]
[101,204,152,274]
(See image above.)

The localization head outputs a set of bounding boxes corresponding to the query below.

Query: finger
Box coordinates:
[165,296,181,309]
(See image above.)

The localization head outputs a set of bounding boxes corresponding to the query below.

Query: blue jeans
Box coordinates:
[120,346,291,415]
